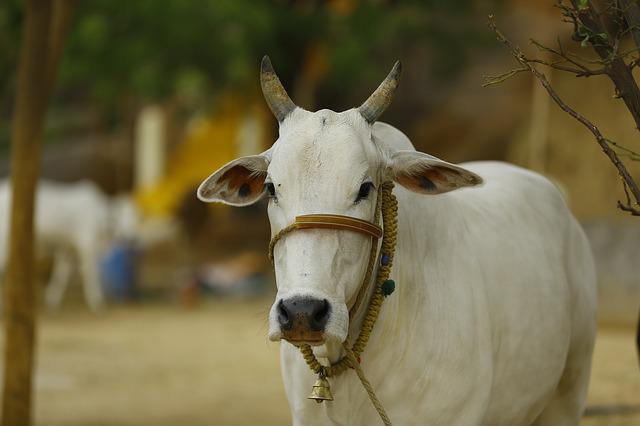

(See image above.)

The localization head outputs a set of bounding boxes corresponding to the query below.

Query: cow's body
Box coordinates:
[198,58,597,426]
[277,122,596,425]
[0,180,136,311]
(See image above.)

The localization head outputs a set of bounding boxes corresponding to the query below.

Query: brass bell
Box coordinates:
[307,375,334,403]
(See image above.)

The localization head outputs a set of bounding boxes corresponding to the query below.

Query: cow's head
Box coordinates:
[198,56,482,348]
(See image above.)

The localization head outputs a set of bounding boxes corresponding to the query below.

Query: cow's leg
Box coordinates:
[530,346,593,426]
[533,221,596,426]
[79,248,104,312]
[45,248,74,309]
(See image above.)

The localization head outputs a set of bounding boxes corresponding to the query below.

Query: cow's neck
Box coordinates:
[354,188,444,359]
[322,187,434,364]
[345,237,383,346]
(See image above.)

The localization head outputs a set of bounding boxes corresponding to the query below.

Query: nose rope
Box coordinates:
[267,181,398,426]
[343,343,393,426]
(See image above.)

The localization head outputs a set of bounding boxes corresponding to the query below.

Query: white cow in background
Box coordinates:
[198,57,597,425]
[0,179,139,311]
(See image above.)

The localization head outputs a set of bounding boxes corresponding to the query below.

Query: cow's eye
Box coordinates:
[265,182,277,201]
[355,182,374,204]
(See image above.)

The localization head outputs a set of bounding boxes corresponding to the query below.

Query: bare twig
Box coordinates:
[482,67,529,87]
[487,15,640,216]
[531,38,597,73]
[527,57,607,77]
[606,139,640,160]
[528,38,609,76]
[618,180,639,214]
[628,57,640,71]
[560,46,640,65]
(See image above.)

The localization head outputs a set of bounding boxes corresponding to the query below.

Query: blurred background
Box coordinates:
[0,0,638,425]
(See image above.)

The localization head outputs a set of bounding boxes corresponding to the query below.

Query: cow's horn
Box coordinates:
[260,55,297,122]
[358,61,402,124]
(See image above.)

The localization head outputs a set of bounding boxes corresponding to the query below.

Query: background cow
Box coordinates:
[0,180,139,311]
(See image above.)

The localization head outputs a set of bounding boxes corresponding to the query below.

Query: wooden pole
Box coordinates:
[2,1,74,424]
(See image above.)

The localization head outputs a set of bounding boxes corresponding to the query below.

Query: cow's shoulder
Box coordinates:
[454,161,572,230]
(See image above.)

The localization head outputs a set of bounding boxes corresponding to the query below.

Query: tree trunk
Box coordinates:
[2,1,74,424]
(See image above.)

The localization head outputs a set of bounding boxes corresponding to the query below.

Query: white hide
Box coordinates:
[0,180,139,311]
[199,110,597,425]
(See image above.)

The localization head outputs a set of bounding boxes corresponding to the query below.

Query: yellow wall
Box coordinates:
[136,97,272,217]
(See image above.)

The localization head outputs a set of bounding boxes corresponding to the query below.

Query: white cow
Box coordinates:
[0,180,138,311]
[198,57,597,425]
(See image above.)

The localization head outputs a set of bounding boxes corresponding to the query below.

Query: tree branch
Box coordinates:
[618,0,640,50]
[568,0,640,130]
[486,15,640,216]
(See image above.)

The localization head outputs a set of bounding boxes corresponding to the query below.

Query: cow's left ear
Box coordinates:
[197,153,270,206]
[387,150,483,194]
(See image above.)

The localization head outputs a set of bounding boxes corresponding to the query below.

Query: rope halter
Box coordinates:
[268,214,382,262]
[268,181,399,426]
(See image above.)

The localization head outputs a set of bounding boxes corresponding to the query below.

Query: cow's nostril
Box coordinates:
[277,299,292,330]
[310,299,330,331]
[313,300,329,322]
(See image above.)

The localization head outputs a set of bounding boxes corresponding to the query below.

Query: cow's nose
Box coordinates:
[277,297,330,339]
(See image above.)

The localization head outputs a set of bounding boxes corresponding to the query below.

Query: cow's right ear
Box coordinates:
[197,153,270,206]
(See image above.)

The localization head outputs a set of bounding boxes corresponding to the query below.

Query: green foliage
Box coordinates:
[0,0,496,130]
[0,0,22,150]
[578,0,590,11]
[576,23,608,47]
[0,0,21,101]
[325,0,488,85]
[60,0,290,110]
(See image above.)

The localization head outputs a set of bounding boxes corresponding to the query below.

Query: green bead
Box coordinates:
[381,279,395,296]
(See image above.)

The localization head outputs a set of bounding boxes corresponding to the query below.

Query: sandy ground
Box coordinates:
[0,299,638,425]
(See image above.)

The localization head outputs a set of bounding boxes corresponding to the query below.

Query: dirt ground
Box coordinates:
[1,299,638,425]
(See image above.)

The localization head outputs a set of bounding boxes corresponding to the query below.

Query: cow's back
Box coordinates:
[35,181,109,246]
[0,180,110,262]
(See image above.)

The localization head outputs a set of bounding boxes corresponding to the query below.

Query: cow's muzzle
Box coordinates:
[277,297,330,345]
